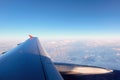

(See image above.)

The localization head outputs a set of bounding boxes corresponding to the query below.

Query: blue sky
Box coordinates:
[0,0,120,39]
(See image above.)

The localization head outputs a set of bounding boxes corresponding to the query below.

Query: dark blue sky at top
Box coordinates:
[0,0,120,39]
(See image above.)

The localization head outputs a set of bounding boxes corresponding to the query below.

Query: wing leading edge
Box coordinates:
[0,37,63,80]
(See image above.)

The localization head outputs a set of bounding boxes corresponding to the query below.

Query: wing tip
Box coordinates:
[29,35,33,39]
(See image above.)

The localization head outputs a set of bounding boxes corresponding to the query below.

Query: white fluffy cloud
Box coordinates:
[1,39,120,70]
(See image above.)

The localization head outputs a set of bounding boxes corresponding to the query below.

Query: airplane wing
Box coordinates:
[0,37,63,80]
[1,36,120,80]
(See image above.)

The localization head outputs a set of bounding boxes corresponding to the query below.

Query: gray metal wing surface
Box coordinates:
[0,37,63,80]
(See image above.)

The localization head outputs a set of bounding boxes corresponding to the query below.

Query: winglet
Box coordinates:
[29,35,33,39]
